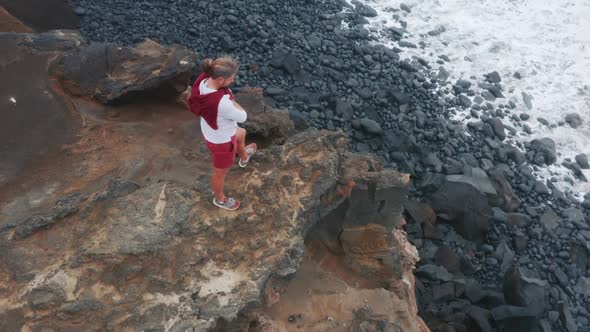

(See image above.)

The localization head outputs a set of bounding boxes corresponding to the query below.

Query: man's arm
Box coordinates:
[219,97,247,123]
[232,100,246,112]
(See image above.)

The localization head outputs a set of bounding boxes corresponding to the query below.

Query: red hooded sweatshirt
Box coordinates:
[188,73,235,130]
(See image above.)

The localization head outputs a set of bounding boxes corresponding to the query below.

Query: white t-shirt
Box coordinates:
[199,79,247,144]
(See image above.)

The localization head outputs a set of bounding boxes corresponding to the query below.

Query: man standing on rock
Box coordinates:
[189,57,256,210]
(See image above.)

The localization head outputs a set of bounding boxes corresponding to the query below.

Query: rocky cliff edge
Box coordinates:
[0,30,427,332]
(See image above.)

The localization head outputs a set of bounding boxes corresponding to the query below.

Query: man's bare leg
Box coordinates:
[236,127,248,161]
[212,167,230,201]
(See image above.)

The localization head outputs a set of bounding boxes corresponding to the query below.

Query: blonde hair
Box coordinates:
[202,56,239,79]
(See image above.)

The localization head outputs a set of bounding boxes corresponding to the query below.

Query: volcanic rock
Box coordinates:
[503,266,548,316]
[565,113,583,128]
[430,181,492,243]
[50,39,198,103]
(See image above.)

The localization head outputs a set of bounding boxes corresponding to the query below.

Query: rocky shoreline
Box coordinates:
[3,0,590,331]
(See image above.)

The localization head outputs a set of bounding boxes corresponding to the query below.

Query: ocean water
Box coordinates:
[350,0,590,195]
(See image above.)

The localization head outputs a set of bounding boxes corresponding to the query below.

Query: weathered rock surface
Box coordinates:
[50,39,198,103]
[1,129,425,331]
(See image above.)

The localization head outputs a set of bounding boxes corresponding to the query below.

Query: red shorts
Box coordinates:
[205,135,237,169]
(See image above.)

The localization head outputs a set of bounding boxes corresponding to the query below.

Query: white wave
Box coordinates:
[353,0,590,195]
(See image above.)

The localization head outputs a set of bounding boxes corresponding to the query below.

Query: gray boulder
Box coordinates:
[488,168,521,212]
[528,138,557,165]
[335,99,354,120]
[270,49,301,75]
[485,71,502,83]
[430,181,492,243]
[503,266,548,316]
[485,117,506,140]
[359,118,383,135]
[446,167,497,195]
[491,305,538,332]
[565,113,583,128]
[522,93,533,110]
[575,153,589,169]
[540,210,560,231]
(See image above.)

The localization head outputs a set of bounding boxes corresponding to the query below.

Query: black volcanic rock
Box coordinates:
[430,181,492,243]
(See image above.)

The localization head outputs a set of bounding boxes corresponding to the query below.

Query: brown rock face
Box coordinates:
[0,6,33,33]
[50,39,199,104]
[0,31,427,332]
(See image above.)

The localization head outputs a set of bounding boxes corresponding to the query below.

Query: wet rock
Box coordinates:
[485,117,506,140]
[430,181,492,243]
[491,305,535,321]
[559,302,577,332]
[522,93,533,110]
[485,71,502,83]
[434,246,461,274]
[493,241,514,273]
[466,305,492,332]
[491,305,537,332]
[575,277,590,297]
[540,210,560,231]
[498,145,526,165]
[533,181,550,195]
[387,87,410,105]
[512,233,528,254]
[432,282,455,302]
[563,207,585,224]
[488,169,521,212]
[506,213,531,227]
[564,113,583,128]
[551,266,569,288]
[528,138,557,165]
[359,118,383,135]
[415,264,453,282]
[563,161,587,181]
[458,94,472,107]
[383,129,417,153]
[503,266,548,316]
[404,200,436,225]
[481,90,496,101]
[575,153,589,169]
[265,87,285,96]
[465,281,487,303]
[569,242,589,272]
[538,319,553,332]
[446,167,496,195]
[334,99,354,120]
[270,49,301,75]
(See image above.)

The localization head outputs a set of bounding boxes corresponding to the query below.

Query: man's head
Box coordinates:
[202,56,239,88]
